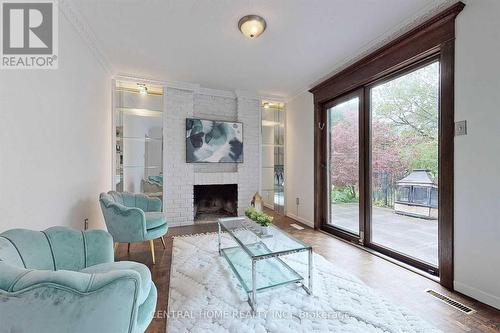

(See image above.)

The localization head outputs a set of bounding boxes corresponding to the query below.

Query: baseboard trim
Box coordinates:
[454,281,500,310]
[286,213,314,228]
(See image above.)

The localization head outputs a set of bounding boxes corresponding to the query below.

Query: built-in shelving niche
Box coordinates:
[261,100,285,214]
[113,80,164,203]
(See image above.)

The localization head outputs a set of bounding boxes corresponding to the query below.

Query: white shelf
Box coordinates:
[117,136,162,142]
[262,144,284,147]
[116,107,162,117]
[262,120,284,127]
[119,165,161,169]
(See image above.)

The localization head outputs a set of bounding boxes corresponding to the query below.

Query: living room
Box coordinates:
[1,0,499,332]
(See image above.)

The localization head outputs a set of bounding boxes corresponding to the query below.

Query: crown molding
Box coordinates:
[59,0,114,75]
[288,0,459,101]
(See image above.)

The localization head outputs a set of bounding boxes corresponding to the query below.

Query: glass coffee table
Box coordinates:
[218,216,313,312]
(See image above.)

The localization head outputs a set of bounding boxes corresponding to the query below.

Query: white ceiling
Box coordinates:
[69,0,450,97]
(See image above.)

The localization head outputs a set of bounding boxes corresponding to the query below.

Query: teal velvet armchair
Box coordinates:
[99,191,168,264]
[0,227,157,333]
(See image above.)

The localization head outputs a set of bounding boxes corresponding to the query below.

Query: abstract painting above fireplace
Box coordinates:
[186,118,243,163]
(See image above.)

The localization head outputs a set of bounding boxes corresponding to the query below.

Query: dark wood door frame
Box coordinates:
[310,2,464,289]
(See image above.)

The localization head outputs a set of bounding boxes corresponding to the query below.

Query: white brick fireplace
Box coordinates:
[164,87,261,227]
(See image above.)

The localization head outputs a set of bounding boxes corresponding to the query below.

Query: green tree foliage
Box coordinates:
[371,62,439,142]
[330,62,439,204]
[371,61,439,182]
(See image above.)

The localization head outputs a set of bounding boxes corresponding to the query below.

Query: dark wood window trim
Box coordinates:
[310,2,464,289]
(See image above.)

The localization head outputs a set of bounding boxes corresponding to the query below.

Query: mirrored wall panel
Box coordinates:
[261,101,285,214]
[114,80,164,201]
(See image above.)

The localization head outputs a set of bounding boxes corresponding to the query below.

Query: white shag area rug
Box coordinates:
[167,233,440,333]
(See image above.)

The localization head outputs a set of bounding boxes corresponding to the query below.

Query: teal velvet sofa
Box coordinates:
[0,227,157,333]
[99,191,168,264]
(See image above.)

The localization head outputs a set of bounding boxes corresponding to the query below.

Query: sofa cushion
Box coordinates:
[144,224,168,241]
[81,261,152,304]
[145,212,166,230]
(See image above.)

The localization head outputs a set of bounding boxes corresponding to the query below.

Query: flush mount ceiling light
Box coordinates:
[238,15,266,39]
[137,83,148,95]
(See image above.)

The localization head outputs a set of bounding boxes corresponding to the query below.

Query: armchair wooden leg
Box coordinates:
[149,240,156,265]
[160,236,166,249]
[114,242,118,251]
[127,243,131,253]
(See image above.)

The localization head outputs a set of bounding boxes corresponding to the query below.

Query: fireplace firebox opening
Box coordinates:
[194,184,238,223]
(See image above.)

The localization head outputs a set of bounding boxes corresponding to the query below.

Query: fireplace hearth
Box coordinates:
[194,184,238,223]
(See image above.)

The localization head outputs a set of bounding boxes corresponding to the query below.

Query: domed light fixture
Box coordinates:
[137,83,148,95]
[238,15,266,39]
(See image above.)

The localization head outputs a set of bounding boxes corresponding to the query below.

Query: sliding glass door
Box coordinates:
[314,6,460,286]
[323,59,440,274]
[325,91,362,240]
[368,61,439,270]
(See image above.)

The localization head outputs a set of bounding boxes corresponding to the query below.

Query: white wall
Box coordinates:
[285,91,314,227]
[453,0,500,309]
[0,14,111,231]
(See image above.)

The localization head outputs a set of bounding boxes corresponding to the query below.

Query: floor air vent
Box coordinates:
[290,223,305,230]
[425,289,475,314]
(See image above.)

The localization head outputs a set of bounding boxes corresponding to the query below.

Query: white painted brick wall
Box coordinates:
[164,88,194,227]
[236,96,261,216]
[164,88,260,227]
[194,94,237,121]
[194,94,238,174]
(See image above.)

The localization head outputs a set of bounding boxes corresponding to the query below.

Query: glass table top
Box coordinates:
[218,217,311,259]
[221,244,303,293]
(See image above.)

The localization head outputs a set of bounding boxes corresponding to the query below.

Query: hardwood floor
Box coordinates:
[115,212,500,333]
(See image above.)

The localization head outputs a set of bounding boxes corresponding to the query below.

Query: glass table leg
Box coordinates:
[301,248,313,295]
[308,248,313,295]
[218,222,221,256]
[252,259,257,313]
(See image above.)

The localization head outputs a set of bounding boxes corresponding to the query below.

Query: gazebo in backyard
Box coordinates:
[394,169,438,220]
